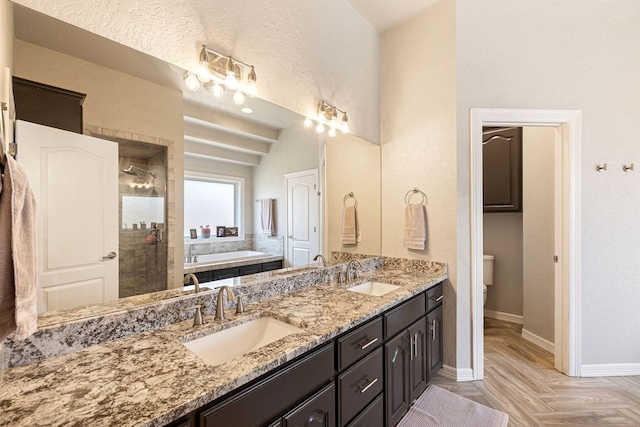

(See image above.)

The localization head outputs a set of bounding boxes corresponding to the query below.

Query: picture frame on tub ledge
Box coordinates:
[216,226,226,237]
[225,227,238,237]
[189,229,197,239]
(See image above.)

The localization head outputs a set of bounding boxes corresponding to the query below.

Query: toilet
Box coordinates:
[483,254,494,306]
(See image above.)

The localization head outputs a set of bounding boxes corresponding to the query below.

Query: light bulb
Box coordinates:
[184,72,200,91]
[303,117,314,128]
[196,62,212,82]
[233,90,245,105]
[330,110,338,127]
[315,123,325,134]
[341,112,349,133]
[212,82,224,98]
[328,127,337,137]
[246,82,258,97]
[224,73,238,90]
[129,183,135,188]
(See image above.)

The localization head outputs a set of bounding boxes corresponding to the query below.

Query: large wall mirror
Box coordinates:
[11,3,381,320]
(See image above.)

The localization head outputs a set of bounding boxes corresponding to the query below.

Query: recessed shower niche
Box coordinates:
[117,138,168,298]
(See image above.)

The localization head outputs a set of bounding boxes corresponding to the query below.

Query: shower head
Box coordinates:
[122,165,157,179]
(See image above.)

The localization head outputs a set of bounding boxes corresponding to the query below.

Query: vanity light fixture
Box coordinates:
[304,101,349,137]
[187,45,258,105]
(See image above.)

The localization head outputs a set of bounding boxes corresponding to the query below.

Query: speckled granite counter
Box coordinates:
[0,259,446,427]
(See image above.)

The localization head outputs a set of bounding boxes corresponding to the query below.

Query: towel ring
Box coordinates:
[405,188,427,205]
[343,192,358,208]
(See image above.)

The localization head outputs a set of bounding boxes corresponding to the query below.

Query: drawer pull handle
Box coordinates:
[409,335,415,361]
[432,320,437,340]
[360,337,378,350]
[435,295,444,302]
[358,377,378,394]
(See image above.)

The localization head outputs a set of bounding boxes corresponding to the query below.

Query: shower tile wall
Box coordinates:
[119,152,167,298]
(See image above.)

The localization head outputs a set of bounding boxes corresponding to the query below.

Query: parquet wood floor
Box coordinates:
[430,318,640,426]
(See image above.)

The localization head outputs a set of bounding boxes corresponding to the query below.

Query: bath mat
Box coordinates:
[397,385,509,427]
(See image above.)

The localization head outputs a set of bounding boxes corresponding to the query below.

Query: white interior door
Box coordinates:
[286,169,319,267]
[17,120,119,313]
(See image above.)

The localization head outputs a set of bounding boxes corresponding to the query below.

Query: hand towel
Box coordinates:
[260,198,275,236]
[0,155,37,342]
[341,205,358,245]
[403,203,426,250]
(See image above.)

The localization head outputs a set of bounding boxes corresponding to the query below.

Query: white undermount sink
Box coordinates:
[347,281,401,296]
[182,317,302,366]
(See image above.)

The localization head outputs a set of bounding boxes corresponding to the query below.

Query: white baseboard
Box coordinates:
[521,328,555,354]
[438,364,474,382]
[581,363,640,377]
[483,309,523,325]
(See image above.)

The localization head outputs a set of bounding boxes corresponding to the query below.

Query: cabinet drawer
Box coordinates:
[213,267,239,280]
[200,343,334,427]
[426,283,444,312]
[338,347,383,426]
[239,264,262,276]
[345,393,383,427]
[284,383,335,427]
[337,317,383,371]
[262,260,283,271]
[384,293,426,338]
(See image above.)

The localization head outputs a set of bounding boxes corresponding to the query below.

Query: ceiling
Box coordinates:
[347,0,440,32]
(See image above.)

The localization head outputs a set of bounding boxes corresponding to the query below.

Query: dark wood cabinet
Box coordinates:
[407,317,428,402]
[345,394,384,427]
[338,348,383,426]
[262,260,284,272]
[427,305,444,381]
[337,317,383,371]
[482,127,523,212]
[186,260,283,284]
[384,333,409,426]
[13,77,85,134]
[239,263,262,276]
[212,267,240,280]
[284,383,335,427]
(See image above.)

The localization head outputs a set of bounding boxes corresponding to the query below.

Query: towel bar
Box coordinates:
[405,188,427,205]
[343,192,358,208]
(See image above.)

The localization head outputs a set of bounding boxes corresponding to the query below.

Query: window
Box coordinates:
[184,172,244,239]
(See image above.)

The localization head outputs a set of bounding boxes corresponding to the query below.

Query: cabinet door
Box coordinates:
[239,263,262,276]
[284,383,335,427]
[213,267,240,280]
[407,317,428,402]
[482,127,523,212]
[427,305,444,381]
[385,333,409,426]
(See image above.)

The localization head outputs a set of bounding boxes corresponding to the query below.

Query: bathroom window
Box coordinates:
[184,172,244,239]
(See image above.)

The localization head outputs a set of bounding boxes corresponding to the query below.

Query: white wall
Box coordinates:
[522,127,555,343]
[381,0,459,368]
[11,0,381,144]
[457,0,640,365]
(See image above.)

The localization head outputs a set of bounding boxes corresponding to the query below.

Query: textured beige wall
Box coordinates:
[327,134,381,256]
[14,40,185,288]
[522,127,555,343]
[457,0,640,365]
[483,212,523,316]
[381,0,459,368]
[0,1,12,107]
[11,0,381,144]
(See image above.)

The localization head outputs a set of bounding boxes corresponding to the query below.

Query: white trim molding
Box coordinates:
[581,364,640,377]
[521,329,555,354]
[470,108,582,380]
[438,365,474,382]
[484,310,523,325]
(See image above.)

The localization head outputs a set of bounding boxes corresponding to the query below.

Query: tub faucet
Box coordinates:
[313,254,327,267]
[346,259,363,283]
[183,273,200,293]
[215,286,235,321]
[185,244,197,263]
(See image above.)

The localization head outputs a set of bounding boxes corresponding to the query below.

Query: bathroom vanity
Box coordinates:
[0,257,446,427]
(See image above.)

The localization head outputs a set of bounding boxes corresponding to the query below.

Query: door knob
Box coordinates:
[102,251,117,260]
[287,235,293,239]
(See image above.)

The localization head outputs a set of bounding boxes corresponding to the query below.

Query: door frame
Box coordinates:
[284,168,320,267]
[470,108,582,379]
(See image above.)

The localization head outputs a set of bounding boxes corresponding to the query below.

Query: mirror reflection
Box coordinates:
[11,3,381,319]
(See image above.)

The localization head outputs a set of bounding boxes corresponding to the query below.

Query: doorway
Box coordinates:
[285,169,320,267]
[470,108,583,380]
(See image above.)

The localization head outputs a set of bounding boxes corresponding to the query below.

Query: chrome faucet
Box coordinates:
[185,244,197,263]
[313,254,327,267]
[346,259,363,283]
[183,273,200,293]
[215,286,235,321]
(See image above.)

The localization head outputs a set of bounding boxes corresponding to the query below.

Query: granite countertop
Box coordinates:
[0,263,447,427]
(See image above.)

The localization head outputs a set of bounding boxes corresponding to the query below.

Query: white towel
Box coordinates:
[0,155,37,342]
[341,205,358,245]
[403,203,426,250]
[260,199,275,236]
